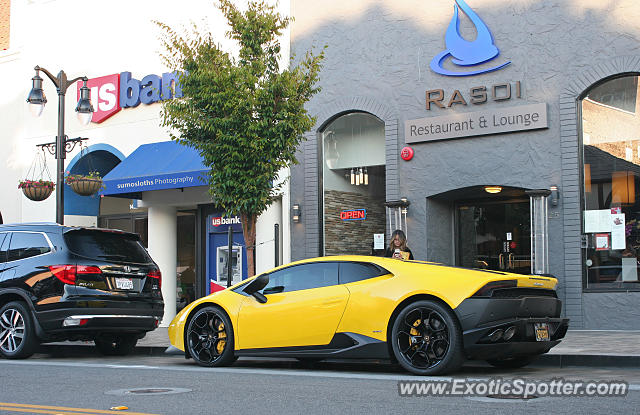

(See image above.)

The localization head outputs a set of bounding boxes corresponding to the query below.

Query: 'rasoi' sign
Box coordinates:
[77,71,183,123]
[341,209,366,221]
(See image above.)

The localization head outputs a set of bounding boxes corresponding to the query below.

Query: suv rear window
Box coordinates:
[64,229,152,264]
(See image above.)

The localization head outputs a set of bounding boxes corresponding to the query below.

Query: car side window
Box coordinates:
[262,262,339,294]
[339,262,389,284]
[7,232,51,262]
[0,233,8,263]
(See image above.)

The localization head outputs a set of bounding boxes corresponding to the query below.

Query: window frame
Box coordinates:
[257,261,341,295]
[5,231,54,263]
[338,261,390,284]
[579,73,640,292]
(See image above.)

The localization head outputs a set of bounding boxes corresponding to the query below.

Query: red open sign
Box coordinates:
[341,209,367,220]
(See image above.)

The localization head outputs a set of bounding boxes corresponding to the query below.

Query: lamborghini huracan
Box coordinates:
[168,256,568,375]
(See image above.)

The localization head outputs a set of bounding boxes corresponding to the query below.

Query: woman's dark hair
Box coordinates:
[388,229,408,251]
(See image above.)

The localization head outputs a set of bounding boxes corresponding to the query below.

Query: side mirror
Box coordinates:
[243,274,269,304]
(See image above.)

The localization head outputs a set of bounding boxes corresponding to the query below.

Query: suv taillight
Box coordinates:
[147,269,162,289]
[49,265,102,285]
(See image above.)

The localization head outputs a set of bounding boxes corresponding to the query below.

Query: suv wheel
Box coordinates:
[0,301,38,359]
[94,333,138,356]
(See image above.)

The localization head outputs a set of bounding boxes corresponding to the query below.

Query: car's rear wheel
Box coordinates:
[391,300,464,375]
[187,306,235,367]
[486,355,538,369]
[0,301,38,359]
[94,333,138,356]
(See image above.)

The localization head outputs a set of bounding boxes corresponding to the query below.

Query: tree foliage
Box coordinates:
[156,0,324,275]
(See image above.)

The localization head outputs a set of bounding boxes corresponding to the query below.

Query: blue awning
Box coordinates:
[102,141,208,197]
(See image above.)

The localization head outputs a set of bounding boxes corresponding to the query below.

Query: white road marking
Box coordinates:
[1,360,639,389]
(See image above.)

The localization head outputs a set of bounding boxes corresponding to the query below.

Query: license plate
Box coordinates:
[115,277,134,290]
[534,323,550,341]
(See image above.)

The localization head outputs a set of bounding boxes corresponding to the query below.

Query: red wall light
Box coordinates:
[401,146,414,161]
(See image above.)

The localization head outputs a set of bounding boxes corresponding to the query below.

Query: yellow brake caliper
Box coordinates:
[216,322,226,354]
[409,319,421,348]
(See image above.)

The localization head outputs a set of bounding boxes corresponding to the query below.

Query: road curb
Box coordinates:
[536,354,640,368]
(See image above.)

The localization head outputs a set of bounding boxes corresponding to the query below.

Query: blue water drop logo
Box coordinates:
[430,0,510,76]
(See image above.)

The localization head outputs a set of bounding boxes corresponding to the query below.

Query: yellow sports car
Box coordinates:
[168,256,568,375]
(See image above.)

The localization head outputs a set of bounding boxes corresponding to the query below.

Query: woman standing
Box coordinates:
[384,229,414,260]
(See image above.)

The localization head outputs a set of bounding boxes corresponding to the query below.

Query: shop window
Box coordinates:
[321,112,386,256]
[585,77,637,113]
[581,74,640,290]
[177,211,196,311]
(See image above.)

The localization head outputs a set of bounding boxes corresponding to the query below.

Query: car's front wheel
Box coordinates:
[0,301,38,359]
[94,333,138,356]
[391,300,464,375]
[186,306,235,367]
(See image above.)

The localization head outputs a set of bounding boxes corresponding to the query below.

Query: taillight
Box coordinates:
[472,280,517,297]
[49,265,102,285]
[147,269,162,289]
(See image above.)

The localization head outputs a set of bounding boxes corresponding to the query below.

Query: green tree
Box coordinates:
[156,0,324,276]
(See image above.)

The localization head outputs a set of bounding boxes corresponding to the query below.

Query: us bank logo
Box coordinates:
[430,0,510,77]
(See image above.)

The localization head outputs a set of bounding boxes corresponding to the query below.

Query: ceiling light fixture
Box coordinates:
[484,186,502,194]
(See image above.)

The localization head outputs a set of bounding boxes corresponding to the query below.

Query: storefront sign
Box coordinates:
[430,0,510,77]
[104,171,207,195]
[426,81,521,110]
[405,103,548,143]
[77,71,183,123]
[341,209,366,221]
[208,214,243,233]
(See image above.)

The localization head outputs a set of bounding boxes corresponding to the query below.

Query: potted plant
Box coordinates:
[18,179,55,201]
[65,171,104,196]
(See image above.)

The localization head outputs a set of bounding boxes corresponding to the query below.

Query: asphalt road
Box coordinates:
[0,349,638,415]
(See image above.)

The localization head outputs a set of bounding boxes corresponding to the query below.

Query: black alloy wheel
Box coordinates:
[486,355,538,369]
[0,301,38,359]
[94,333,138,356]
[187,306,235,367]
[391,300,464,375]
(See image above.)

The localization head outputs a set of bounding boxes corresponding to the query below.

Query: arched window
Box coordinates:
[321,112,386,255]
[581,74,640,289]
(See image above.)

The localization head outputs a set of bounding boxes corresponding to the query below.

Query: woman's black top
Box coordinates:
[384,247,414,260]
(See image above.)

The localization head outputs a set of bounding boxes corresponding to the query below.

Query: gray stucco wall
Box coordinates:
[290,0,640,329]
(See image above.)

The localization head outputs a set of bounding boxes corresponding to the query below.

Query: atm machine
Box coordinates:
[216,245,243,284]
[206,213,248,294]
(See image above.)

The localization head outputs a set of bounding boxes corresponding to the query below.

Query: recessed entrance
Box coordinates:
[456,198,531,274]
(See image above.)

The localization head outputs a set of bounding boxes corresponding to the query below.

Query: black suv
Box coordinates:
[0,223,164,358]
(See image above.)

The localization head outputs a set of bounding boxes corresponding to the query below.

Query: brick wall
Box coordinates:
[324,190,386,256]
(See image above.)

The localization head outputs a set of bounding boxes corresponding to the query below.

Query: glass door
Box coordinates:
[457,200,531,274]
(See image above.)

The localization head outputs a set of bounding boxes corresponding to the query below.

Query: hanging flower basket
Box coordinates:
[66,172,104,196]
[18,180,55,202]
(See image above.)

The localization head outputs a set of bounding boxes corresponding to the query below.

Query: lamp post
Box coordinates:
[26,66,94,225]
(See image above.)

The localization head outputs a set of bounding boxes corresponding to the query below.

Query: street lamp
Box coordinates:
[26,66,94,225]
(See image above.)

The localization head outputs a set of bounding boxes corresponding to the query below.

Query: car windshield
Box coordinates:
[64,229,152,264]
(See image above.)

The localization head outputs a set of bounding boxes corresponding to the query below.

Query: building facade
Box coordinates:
[0,0,291,326]
[290,0,640,329]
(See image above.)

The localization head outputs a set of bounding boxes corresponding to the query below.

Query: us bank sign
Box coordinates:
[405,0,548,143]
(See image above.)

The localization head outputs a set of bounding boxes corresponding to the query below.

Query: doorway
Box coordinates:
[456,199,531,274]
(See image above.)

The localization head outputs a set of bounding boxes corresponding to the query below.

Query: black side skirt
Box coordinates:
[235,332,389,359]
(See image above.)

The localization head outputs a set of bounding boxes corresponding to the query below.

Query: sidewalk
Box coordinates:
[136,328,640,367]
